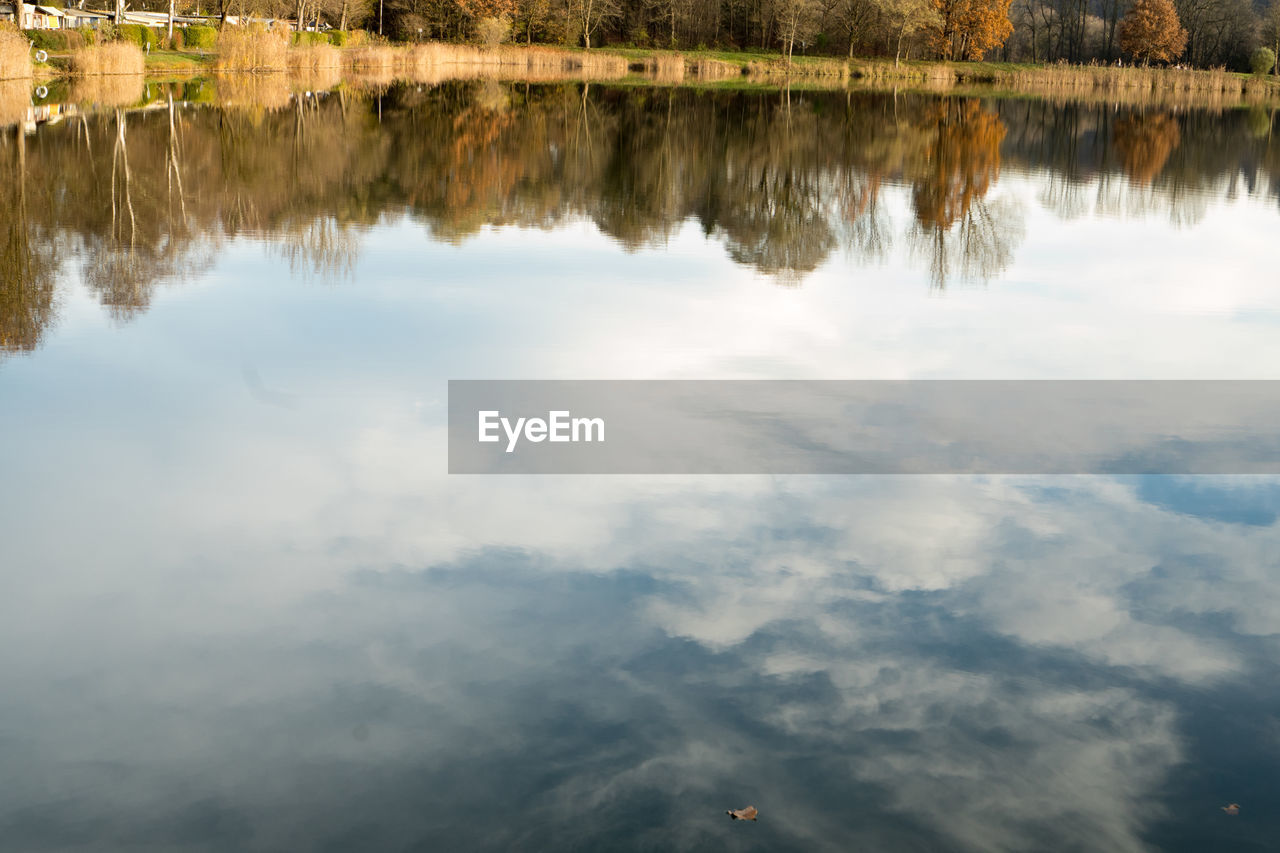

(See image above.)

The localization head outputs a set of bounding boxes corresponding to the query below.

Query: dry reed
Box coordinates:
[848,58,1280,106]
[0,25,32,82]
[68,42,146,76]
[344,45,399,74]
[687,57,742,80]
[636,52,685,83]
[215,24,290,72]
[851,59,956,85]
[393,43,628,81]
[745,56,848,79]
[287,43,341,72]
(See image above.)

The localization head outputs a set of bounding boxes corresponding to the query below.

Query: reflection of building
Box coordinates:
[23,101,77,136]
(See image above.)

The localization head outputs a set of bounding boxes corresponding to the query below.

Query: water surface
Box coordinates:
[1,81,1279,851]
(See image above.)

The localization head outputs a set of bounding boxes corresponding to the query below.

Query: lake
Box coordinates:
[1,79,1279,851]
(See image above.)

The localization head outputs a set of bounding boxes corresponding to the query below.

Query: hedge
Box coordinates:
[184,25,217,49]
[23,28,86,51]
[116,23,157,49]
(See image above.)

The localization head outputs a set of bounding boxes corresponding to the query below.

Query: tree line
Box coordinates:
[132,0,1280,71]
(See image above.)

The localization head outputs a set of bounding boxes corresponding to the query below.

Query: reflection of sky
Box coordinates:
[2,172,1280,850]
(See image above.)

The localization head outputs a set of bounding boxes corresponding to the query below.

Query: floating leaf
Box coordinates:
[727,806,758,821]
[1221,803,1240,815]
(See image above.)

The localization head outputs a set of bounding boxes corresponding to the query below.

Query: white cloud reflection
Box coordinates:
[3,178,1280,849]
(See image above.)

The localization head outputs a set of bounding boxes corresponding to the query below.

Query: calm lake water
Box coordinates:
[2,81,1280,851]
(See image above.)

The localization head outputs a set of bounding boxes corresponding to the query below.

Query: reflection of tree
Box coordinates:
[909,99,1023,288]
[274,217,361,280]
[838,172,892,265]
[912,99,1005,230]
[77,105,213,320]
[910,196,1024,288]
[10,82,1280,346]
[699,96,840,280]
[84,110,154,319]
[1037,175,1089,220]
[596,89,684,249]
[1113,112,1180,185]
[718,176,837,281]
[1,126,59,353]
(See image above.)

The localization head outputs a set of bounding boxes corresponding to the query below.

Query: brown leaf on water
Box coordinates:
[1221,803,1240,815]
[726,806,758,821]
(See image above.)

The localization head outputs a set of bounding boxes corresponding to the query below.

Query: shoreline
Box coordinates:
[9,41,1280,110]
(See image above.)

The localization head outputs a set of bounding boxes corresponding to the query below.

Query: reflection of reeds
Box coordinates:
[345,70,397,92]
[289,65,342,92]
[70,74,145,108]
[0,26,32,82]
[215,73,290,110]
[69,42,145,76]
[216,24,290,72]
[0,80,28,126]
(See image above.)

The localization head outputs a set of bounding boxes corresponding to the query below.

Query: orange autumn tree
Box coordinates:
[1118,0,1187,64]
[455,0,518,32]
[930,0,1013,60]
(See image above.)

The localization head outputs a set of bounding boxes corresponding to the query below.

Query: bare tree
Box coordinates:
[568,0,620,47]
[877,0,937,64]
[773,0,820,60]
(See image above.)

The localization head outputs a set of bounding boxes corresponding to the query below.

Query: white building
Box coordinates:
[14,3,66,28]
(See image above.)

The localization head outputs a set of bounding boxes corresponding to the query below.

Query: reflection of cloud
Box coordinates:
[9,461,1280,848]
